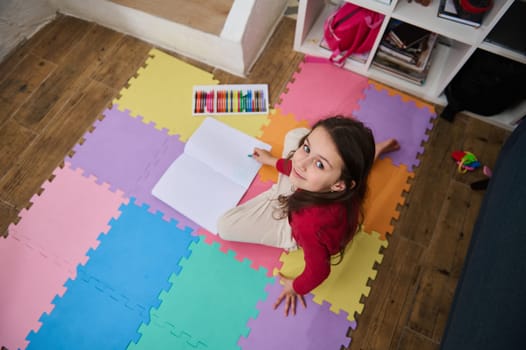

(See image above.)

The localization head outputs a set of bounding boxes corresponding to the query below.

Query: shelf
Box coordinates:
[294,0,524,130]
[343,0,394,15]
[297,2,370,75]
[369,41,462,103]
[479,41,526,65]
[392,0,481,45]
[433,94,526,132]
[480,0,526,65]
[462,99,526,131]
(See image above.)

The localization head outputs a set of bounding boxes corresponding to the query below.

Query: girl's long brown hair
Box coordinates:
[278,116,375,263]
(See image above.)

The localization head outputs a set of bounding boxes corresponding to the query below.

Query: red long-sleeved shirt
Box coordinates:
[276,158,350,294]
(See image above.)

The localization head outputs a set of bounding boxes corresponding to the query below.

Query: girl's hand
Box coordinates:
[273,273,307,316]
[251,148,277,167]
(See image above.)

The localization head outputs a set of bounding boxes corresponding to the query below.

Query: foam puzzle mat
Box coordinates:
[0,49,436,350]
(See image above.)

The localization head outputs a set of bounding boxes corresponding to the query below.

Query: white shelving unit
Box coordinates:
[294,0,524,130]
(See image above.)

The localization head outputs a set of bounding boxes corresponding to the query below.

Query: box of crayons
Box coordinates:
[192,84,269,116]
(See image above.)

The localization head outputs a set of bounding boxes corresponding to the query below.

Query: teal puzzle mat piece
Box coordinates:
[80,198,197,312]
[129,238,273,350]
[128,311,207,349]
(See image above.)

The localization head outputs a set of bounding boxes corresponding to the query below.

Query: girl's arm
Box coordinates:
[251,147,278,167]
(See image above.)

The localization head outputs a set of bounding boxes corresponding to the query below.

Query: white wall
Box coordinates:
[0,0,56,62]
[50,0,287,76]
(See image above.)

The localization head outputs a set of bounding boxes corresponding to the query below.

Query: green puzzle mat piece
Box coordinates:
[129,238,273,349]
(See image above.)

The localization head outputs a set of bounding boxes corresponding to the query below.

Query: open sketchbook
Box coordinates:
[152,117,271,233]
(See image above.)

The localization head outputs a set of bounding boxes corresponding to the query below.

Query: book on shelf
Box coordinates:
[379,31,430,64]
[377,32,438,73]
[372,56,432,85]
[388,22,430,49]
[378,43,417,63]
[437,0,485,28]
[152,117,271,233]
[373,31,438,86]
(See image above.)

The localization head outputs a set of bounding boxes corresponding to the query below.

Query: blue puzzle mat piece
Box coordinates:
[80,198,198,312]
[26,270,145,350]
[26,198,198,349]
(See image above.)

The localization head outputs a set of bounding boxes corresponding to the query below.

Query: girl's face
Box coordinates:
[290,126,346,193]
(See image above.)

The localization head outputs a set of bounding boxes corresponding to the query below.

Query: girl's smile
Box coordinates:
[289,126,346,193]
[291,167,306,180]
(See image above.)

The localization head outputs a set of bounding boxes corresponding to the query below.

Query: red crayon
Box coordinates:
[198,90,202,113]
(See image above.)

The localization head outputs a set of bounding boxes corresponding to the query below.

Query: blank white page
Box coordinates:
[152,118,271,233]
[151,153,247,233]
[185,117,271,187]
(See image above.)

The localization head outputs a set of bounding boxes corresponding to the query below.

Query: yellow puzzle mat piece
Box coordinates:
[363,158,414,240]
[114,48,269,141]
[276,229,388,322]
[258,109,311,183]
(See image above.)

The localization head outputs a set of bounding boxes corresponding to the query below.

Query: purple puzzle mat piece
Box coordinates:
[238,279,356,350]
[355,86,435,171]
[68,105,199,231]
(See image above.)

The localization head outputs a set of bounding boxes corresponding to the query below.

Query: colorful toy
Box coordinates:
[452,150,481,173]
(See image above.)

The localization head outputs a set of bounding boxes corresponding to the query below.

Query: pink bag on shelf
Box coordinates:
[323,3,384,66]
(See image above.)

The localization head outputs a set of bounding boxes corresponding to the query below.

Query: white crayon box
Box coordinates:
[192,84,269,116]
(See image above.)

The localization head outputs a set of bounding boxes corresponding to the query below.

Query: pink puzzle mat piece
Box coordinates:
[199,227,284,277]
[276,57,369,125]
[9,163,127,272]
[198,175,282,277]
[2,163,127,349]
[239,174,273,204]
[0,236,68,350]
[3,163,127,349]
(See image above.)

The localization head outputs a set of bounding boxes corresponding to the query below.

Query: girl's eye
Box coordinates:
[303,144,310,153]
[315,160,324,169]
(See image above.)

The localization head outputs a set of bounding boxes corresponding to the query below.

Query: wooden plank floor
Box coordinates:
[0,14,509,350]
